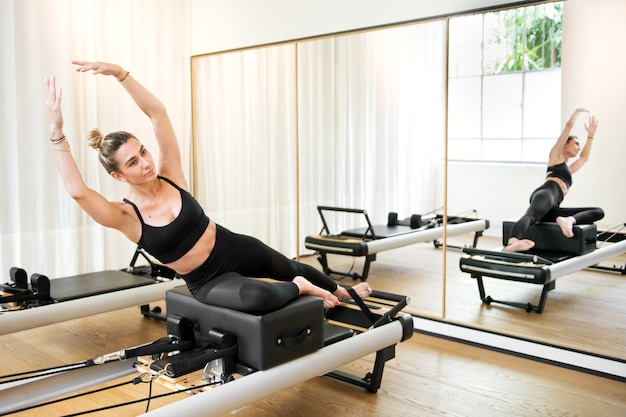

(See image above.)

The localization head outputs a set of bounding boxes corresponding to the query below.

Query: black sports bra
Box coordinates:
[123,176,210,264]
[546,161,572,188]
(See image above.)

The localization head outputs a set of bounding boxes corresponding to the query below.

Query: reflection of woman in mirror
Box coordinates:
[504,108,604,253]
[45,60,371,312]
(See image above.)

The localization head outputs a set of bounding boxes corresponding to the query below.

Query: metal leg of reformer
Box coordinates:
[325,344,396,393]
[316,252,376,281]
[140,304,166,321]
[588,263,626,275]
[433,230,484,250]
[474,275,555,314]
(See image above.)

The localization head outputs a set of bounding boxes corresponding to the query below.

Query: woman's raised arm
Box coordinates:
[45,75,134,236]
[72,61,185,187]
[547,107,588,165]
[569,115,598,174]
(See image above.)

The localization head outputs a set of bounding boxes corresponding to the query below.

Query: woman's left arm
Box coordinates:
[72,61,185,186]
[570,115,598,173]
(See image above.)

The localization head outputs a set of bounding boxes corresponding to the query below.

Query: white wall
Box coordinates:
[190,0,539,55]
[190,0,626,237]
[560,0,625,231]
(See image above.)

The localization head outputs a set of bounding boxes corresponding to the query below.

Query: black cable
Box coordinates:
[2,366,222,417]
[145,378,153,413]
[0,378,133,416]
[59,379,221,417]
[0,361,92,385]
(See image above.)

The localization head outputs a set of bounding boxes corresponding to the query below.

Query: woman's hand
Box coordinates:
[565,107,589,127]
[72,60,127,80]
[585,115,598,137]
[45,75,64,139]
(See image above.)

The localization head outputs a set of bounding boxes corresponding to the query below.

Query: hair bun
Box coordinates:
[86,128,104,150]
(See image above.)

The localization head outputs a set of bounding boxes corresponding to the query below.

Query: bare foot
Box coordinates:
[334,282,373,302]
[503,238,535,253]
[292,276,339,308]
[556,216,575,238]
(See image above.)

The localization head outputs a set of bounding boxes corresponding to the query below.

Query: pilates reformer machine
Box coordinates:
[459,220,626,313]
[0,247,180,335]
[304,205,490,281]
[0,283,414,417]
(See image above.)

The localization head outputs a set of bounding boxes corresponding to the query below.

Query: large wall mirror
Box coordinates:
[192,1,625,362]
[192,21,448,319]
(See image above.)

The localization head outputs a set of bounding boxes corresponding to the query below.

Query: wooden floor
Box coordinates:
[299,233,626,360]
[0,302,625,416]
[1,234,625,416]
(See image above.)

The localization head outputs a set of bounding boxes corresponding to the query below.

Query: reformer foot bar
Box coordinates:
[459,221,626,313]
[0,247,179,335]
[0,286,413,417]
[305,206,489,281]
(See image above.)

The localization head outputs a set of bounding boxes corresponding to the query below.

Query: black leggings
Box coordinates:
[509,181,605,240]
[180,224,338,313]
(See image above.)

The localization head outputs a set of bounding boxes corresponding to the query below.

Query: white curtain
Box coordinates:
[192,45,298,254]
[191,21,447,258]
[0,0,190,278]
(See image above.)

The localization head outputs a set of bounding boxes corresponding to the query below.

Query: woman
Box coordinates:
[45,60,371,312]
[504,108,604,253]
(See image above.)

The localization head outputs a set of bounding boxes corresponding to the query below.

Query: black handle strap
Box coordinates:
[346,287,379,325]
[278,327,311,347]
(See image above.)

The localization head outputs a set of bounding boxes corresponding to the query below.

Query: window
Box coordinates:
[448,2,563,163]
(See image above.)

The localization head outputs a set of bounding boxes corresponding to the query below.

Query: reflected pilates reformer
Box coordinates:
[305,205,490,280]
[0,284,413,417]
[459,221,626,313]
[0,247,180,335]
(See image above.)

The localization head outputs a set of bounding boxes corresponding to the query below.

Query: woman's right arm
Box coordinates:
[46,76,132,233]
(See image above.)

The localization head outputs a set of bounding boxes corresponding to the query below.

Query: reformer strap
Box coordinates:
[346,287,379,325]
[91,337,195,365]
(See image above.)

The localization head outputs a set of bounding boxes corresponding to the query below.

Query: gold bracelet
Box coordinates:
[118,71,130,82]
[53,148,71,152]
[50,135,66,144]
[587,136,594,140]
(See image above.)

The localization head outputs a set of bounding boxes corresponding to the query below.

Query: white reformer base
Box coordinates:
[308,218,489,280]
[0,311,412,416]
[367,219,488,253]
[0,279,181,335]
[460,239,626,312]
[140,316,410,417]
[549,239,626,278]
